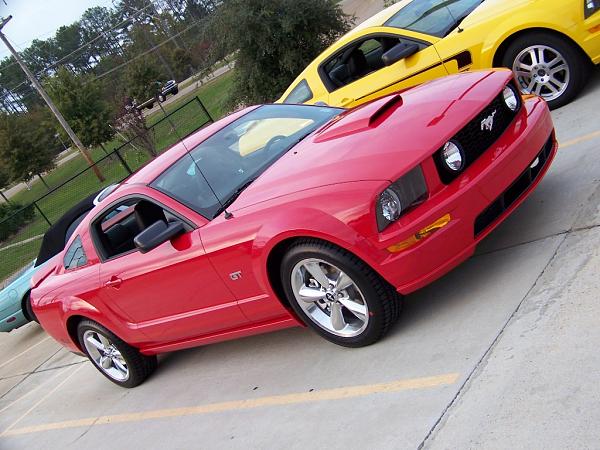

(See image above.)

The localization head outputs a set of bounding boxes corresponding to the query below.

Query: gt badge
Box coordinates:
[229,271,242,281]
[481,110,497,132]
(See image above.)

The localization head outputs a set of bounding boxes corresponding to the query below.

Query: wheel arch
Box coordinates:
[492,27,593,68]
[66,314,88,352]
[265,235,384,310]
[65,310,125,353]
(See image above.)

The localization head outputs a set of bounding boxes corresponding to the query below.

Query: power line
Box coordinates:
[0,1,159,87]
[89,17,208,83]
[0,15,106,182]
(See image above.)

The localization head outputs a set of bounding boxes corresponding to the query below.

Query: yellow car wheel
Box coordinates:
[502,32,591,110]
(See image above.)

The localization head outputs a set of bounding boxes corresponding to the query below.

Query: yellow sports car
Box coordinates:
[279,0,600,109]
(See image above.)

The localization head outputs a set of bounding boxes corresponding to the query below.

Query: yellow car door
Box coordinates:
[323,27,451,108]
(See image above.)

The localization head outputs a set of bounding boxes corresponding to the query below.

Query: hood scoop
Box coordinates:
[314,94,403,143]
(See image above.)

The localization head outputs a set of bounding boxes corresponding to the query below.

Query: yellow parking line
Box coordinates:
[561,130,600,149]
[0,336,51,371]
[1,372,459,437]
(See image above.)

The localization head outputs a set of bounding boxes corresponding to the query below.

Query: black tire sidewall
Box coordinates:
[23,292,38,323]
[502,32,589,109]
[280,243,388,348]
[77,320,155,388]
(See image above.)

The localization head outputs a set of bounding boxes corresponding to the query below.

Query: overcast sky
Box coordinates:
[0,0,114,59]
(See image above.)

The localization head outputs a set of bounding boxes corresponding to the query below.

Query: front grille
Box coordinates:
[435,85,520,184]
[474,135,554,237]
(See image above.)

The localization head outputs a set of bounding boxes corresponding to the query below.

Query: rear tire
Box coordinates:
[280,239,402,348]
[77,320,157,388]
[502,32,590,109]
[23,292,38,323]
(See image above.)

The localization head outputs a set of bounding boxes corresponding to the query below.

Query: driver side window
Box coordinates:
[93,199,176,260]
[320,35,426,91]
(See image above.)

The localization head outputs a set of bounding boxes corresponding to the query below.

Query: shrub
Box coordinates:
[0,202,36,243]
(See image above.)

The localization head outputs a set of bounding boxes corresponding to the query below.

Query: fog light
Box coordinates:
[442,141,464,172]
[503,85,519,111]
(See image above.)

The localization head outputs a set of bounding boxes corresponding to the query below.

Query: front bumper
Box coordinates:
[370,96,556,294]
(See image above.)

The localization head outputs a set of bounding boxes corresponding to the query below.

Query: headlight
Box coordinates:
[376,166,428,232]
[502,85,519,112]
[380,189,402,222]
[441,141,465,172]
[585,0,600,18]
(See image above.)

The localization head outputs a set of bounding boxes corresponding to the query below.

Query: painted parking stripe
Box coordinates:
[561,130,600,149]
[1,372,459,437]
[0,366,70,416]
[1,364,86,436]
[0,336,51,371]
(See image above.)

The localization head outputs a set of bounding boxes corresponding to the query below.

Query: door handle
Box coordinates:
[104,277,122,288]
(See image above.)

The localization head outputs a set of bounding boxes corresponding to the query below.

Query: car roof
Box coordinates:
[278,1,414,101]
[35,190,99,266]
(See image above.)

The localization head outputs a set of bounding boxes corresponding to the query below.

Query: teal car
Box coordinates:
[0,261,42,332]
[0,186,117,332]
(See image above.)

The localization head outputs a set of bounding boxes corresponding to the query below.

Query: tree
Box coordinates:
[171,47,193,80]
[45,68,115,148]
[115,98,157,157]
[125,56,165,101]
[0,110,56,183]
[0,158,11,203]
[214,0,353,105]
[54,23,90,73]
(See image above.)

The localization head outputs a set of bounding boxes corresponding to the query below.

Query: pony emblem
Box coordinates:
[481,110,497,132]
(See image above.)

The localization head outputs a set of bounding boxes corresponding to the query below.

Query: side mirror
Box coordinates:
[382,43,420,66]
[134,220,185,254]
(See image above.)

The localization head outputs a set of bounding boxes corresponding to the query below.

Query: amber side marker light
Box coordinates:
[387,214,452,253]
[589,24,600,34]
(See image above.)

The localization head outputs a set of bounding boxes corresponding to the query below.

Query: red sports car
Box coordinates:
[31,69,556,387]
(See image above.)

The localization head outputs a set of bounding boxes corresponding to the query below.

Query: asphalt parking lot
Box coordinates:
[1,69,600,449]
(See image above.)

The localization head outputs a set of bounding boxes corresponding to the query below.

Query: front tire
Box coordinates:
[77,320,157,388]
[503,32,590,109]
[280,240,402,348]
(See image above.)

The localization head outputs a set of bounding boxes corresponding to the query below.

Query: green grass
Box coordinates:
[0,73,236,283]
[147,70,235,124]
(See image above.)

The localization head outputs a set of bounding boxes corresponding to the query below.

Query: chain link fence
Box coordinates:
[0,96,212,284]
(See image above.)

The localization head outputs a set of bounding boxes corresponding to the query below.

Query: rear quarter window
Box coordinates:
[283,80,313,104]
[63,236,87,270]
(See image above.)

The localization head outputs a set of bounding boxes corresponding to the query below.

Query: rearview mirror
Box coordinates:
[134,220,185,254]
[382,43,420,66]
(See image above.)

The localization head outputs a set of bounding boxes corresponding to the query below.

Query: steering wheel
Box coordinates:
[264,135,287,153]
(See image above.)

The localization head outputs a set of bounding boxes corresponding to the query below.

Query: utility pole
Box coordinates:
[0,15,105,182]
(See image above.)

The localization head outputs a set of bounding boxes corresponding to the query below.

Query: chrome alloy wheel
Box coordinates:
[291,258,369,337]
[512,45,570,102]
[83,330,129,382]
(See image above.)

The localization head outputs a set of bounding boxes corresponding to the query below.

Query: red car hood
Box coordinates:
[234,70,513,211]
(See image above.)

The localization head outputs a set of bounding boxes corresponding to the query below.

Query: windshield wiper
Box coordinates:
[213,177,259,219]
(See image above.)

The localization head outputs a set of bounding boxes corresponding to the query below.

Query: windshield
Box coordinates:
[385,0,484,38]
[151,104,342,219]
